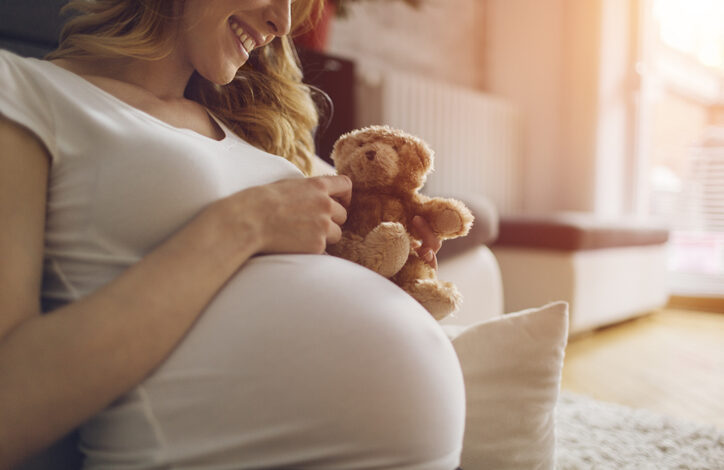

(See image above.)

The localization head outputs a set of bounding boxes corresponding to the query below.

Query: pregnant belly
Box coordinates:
[81,254,465,469]
[159,253,442,370]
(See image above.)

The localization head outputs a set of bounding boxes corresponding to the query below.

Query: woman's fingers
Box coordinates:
[413,215,442,269]
[225,175,352,255]
[330,198,347,226]
[225,175,353,255]
[326,218,343,245]
[309,175,350,244]
[307,176,349,239]
[315,174,352,207]
[413,216,442,253]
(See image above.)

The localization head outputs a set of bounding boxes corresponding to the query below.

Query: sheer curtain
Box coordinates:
[640,0,724,297]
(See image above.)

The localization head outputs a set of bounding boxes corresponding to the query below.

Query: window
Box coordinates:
[639,0,724,296]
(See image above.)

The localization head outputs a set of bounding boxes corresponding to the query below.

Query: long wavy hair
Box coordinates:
[47,0,325,174]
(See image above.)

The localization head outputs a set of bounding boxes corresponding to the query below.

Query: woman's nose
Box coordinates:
[265,0,291,37]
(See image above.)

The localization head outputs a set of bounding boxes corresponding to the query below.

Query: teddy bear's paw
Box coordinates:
[365,222,410,277]
[428,198,474,239]
[432,209,464,235]
[406,280,462,320]
[429,200,474,238]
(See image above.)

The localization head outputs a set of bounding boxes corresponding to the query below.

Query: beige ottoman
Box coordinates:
[491,213,670,335]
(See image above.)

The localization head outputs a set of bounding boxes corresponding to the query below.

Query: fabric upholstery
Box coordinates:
[0,0,67,57]
[493,212,669,251]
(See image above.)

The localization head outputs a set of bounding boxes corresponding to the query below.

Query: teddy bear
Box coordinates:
[326,125,474,320]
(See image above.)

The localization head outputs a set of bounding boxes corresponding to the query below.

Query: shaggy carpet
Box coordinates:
[555,392,724,470]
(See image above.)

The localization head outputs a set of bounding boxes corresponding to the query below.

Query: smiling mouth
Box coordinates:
[228,18,256,55]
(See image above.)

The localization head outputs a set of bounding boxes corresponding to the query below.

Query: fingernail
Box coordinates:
[424,250,433,262]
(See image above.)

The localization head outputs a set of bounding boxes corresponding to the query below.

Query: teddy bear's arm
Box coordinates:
[416,196,474,240]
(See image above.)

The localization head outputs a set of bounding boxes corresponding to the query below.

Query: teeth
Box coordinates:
[243,36,254,52]
[229,19,255,53]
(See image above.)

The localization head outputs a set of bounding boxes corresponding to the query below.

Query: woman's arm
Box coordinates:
[0,116,350,469]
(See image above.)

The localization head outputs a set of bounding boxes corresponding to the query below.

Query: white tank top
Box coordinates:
[0,49,304,310]
[0,50,466,470]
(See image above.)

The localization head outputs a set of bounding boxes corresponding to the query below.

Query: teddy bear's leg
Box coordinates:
[327,224,409,278]
[362,222,410,277]
[394,257,463,320]
[406,280,462,320]
[326,232,364,261]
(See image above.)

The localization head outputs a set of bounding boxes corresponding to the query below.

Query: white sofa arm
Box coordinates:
[438,245,504,327]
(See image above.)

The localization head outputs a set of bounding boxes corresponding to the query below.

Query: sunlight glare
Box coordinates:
[653,0,724,70]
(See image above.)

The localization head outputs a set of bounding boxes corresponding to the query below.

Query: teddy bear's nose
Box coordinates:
[365,150,376,161]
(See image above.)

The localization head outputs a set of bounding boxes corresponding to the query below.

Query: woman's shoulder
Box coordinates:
[0,48,29,64]
[0,49,64,164]
[0,49,59,99]
[0,48,43,77]
[0,49,86,97]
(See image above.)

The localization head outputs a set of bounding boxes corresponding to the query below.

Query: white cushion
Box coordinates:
[448,301,569,470]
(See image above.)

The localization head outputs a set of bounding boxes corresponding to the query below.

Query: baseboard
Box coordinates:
[667,295,724,313]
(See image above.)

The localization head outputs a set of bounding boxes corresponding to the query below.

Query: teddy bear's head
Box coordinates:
[331,125,434,191]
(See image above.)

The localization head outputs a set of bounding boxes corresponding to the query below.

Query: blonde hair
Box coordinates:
[47,0,325,175]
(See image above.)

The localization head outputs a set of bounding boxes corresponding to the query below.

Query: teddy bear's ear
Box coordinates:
[330,132,355,164]
[331,126,383,163]
[410,137,435,173]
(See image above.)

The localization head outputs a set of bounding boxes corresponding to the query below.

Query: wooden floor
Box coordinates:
[560,308,724,429]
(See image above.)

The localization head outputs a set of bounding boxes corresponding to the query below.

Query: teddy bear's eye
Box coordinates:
[393,145,400,152]
[357,142,365,148]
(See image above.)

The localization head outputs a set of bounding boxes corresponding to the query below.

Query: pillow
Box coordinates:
[447,301,569,470]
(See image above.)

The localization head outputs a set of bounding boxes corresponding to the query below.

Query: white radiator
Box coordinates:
[355,70,521,214]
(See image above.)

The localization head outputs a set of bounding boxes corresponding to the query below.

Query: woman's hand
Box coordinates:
[411,215,443,270]
[220,175,352,255]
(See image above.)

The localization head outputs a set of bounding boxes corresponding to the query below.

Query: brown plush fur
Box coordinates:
[326,126,474,320]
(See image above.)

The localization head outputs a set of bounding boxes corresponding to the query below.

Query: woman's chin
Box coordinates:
[201,63,243,86]
[216,70,238,86]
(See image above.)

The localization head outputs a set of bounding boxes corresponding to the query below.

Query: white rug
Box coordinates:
[555,392,724,470]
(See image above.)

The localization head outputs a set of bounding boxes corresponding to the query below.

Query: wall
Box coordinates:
[327,0,639,216]
[561,1,603,213]
[484,0,639,215]
[327,0,485,90]
[482,0,566,213]
[594,0,638,216]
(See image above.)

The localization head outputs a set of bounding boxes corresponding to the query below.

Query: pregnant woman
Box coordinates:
[0,0,465,468]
